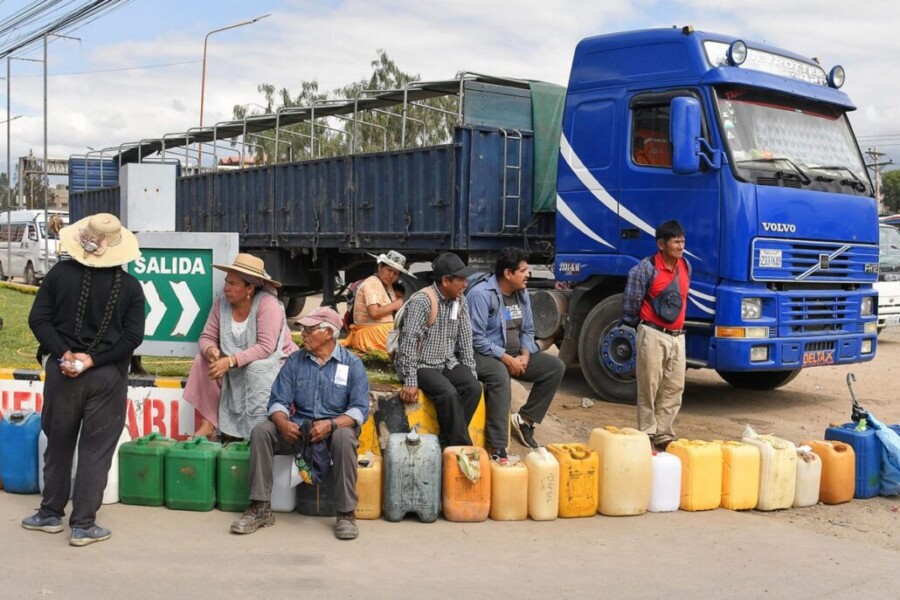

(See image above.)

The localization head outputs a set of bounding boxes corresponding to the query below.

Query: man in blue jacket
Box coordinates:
[468,248,565,460]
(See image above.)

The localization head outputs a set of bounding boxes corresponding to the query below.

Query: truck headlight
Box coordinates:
[750,346,769,362]
[741,298,762,320]
[861,339,873,354]
[860,296,874,316]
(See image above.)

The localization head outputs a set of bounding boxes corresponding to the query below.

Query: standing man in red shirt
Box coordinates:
[622,221,691,451]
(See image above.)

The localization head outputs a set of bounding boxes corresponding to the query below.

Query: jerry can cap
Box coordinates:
[406,430,420,446]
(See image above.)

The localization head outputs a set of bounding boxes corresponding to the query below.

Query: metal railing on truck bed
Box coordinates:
[68,74,561,300]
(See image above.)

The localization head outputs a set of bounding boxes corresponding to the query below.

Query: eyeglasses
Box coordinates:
[300,324,327,335]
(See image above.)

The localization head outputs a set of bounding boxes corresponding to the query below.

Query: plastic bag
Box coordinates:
[867,414,900,496]
[456,448,482,483]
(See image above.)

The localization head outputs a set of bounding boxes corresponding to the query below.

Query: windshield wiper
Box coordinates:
[809,165,868,192]
[736,157,811,185]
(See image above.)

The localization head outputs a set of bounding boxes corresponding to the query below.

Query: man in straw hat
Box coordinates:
[231,307,369,540]
[183,253,297,441]
[341,250,412,353]
[23,213,146,547]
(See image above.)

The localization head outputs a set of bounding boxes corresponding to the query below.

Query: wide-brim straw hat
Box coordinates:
[212,253,282,288]
[58,213,141,268]
[367,250,413,276]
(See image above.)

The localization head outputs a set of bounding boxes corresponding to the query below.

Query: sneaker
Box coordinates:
[230,501,275,535]
[21,512,64,534]
[335,511,359,540]
[491,447,509,465]
[510,413,538,449]
[69,524,112,547]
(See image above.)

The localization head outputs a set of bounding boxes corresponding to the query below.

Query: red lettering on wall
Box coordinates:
[150,399,167,437]
[126,400,140,439]
[13,391,32,411]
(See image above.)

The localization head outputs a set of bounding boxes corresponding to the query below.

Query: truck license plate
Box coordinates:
[886,315,900,327]
[759,249,782,268]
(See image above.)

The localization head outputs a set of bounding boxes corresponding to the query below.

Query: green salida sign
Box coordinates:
[126,248,213,342]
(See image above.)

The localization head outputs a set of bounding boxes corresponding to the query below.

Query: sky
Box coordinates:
[1,0,899,180]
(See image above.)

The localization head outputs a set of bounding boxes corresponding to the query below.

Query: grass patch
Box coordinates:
[0,284,42,369]
[0,285,401,384]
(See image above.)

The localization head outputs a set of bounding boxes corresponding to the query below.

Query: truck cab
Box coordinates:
[555,28,878,401]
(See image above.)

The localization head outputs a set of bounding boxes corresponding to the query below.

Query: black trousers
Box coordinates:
[39,362,127,529]
[417,364,482,447]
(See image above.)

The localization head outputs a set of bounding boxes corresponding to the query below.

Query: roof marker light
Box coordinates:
[727,40,748,66]
[828,65,845,88]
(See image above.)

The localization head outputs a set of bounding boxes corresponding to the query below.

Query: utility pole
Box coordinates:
[865,147,893,214]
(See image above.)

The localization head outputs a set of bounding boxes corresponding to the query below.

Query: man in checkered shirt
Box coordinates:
[394,253,482,447]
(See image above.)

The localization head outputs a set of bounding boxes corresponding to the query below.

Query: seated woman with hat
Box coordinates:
[183,253,298,440]
[341,250,413,353]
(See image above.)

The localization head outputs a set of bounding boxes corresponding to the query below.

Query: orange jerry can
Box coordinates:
[804,440,855,505]
[442,446,491,522]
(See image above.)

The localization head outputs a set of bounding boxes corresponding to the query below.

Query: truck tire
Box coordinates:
[24,262,37,286]
[400,271,427,295]
[578,294,637,404]
[716,369,801,390]
[283,295,306,318]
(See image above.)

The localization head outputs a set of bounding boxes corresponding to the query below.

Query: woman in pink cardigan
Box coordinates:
[183,254,298,440]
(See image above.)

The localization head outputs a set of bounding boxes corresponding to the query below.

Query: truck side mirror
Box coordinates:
[28,228,38,242]
[670,97,701,174]
[671,96,722,174]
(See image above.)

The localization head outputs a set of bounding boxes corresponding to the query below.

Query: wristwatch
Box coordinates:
[330,418,337,433]
[228,356,235,369]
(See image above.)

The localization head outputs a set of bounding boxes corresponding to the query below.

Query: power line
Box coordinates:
[9,59,201,77]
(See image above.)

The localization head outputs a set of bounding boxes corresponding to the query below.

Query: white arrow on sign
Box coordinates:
[170,281,201,336]
[141,281,167,336]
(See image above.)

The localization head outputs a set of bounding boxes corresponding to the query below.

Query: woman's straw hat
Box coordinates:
[212,253,282,288]
[58,213,141,268]
[367,250,413,276]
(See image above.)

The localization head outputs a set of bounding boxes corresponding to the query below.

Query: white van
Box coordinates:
[877,223,900,334]
[0,210,69,285]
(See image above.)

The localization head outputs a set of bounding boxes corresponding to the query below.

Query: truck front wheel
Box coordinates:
[578,294,637,404]
[716,369,801,390]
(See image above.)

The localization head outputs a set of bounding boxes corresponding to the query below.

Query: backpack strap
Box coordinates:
[422,286,439,329]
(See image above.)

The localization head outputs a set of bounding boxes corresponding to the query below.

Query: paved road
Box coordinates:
[2,486,897,599]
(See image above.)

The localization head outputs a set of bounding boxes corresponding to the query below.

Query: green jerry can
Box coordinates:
[217,441,251,512]
[165,437,222,511]
[119,433,176,506]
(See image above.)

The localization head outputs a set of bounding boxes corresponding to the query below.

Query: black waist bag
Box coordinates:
[648,265,683,325]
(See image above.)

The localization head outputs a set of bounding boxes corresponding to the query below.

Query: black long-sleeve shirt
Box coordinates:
[29,259,146,373]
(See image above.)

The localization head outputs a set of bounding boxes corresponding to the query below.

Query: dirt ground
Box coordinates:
[2,304,896,598]
[538,326,900,554]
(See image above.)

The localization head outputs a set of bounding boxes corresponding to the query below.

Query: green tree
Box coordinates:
[881,169,900,214]
[233,50,456,164]
[0,172,9,209]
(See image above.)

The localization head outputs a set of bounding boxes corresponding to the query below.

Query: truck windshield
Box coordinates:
[715,86,870,195]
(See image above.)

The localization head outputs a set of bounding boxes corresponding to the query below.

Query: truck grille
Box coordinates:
[779,292,857,336]
[752,238,878,283]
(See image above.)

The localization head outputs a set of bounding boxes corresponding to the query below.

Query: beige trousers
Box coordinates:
[636,324,686,445]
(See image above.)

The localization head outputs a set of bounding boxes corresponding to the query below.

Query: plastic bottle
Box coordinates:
[648,451,681,513]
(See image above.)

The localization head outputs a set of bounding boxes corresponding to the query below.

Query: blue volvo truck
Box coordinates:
[70,27,878,402]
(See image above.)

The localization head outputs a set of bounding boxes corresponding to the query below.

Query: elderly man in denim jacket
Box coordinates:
[468,248,565,460]
[231,307,369,540]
